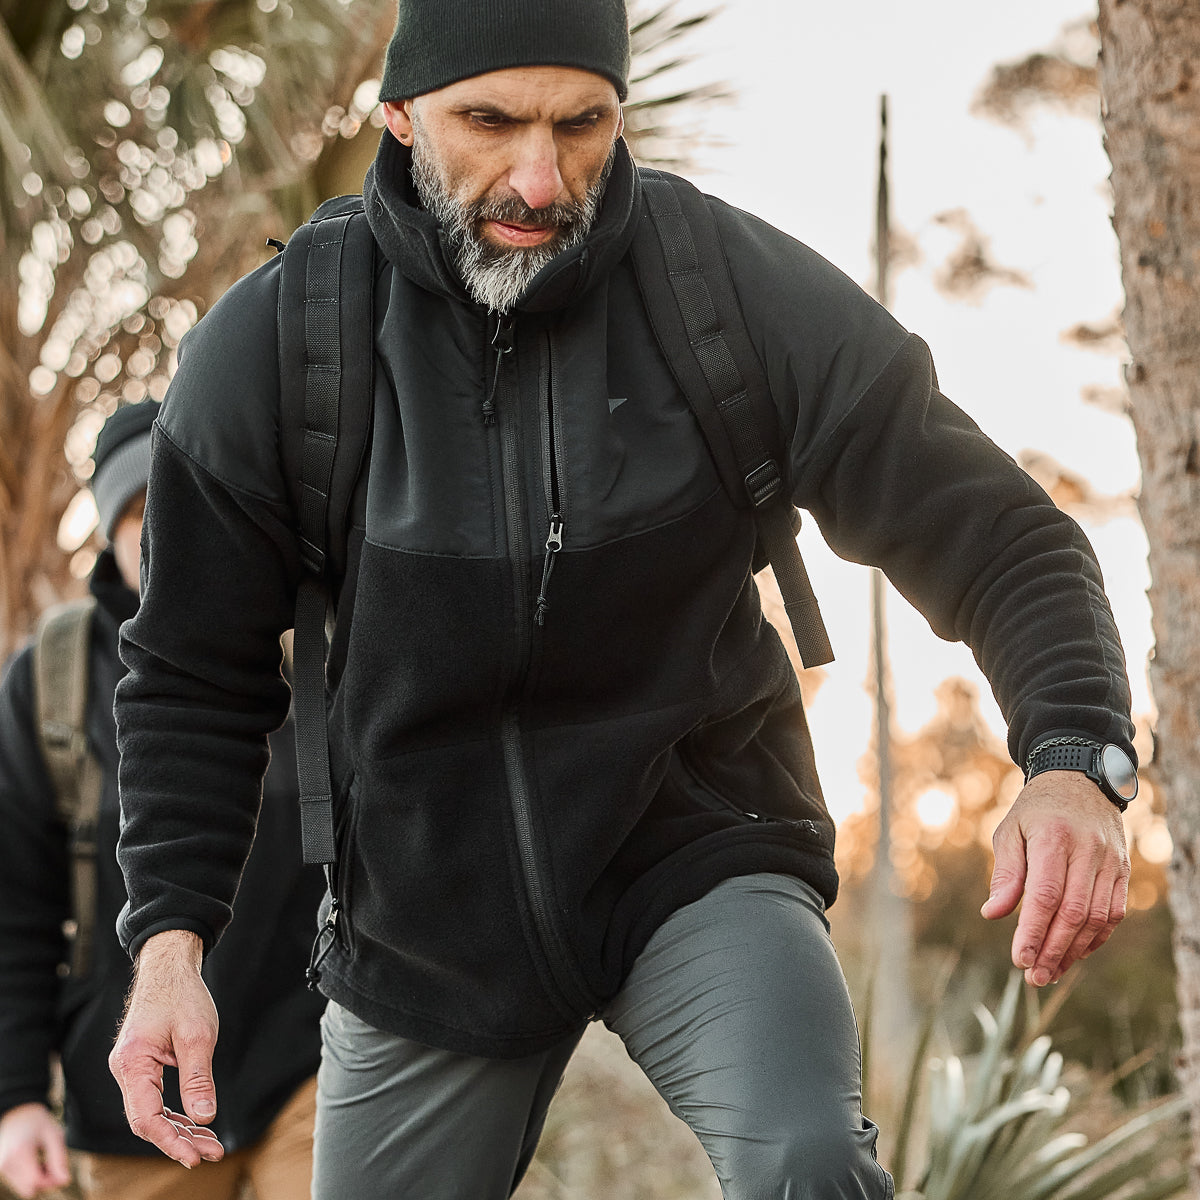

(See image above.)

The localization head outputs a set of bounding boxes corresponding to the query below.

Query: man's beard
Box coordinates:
[411,136,614,313]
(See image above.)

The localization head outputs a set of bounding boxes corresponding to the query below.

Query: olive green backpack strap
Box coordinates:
[33,596,103,978]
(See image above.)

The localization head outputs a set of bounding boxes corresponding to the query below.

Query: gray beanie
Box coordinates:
[90,401,160,541]
[378,0,631,103]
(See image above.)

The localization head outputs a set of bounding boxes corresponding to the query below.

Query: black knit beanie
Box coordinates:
[378,0,630,103]
[91,400,160,540]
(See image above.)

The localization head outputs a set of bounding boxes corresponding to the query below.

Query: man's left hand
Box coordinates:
[982,770,1130,986]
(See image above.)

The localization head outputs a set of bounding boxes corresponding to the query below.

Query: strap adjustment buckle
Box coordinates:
[745,460,782,508]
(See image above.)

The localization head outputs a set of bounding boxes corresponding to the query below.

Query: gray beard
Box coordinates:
[411,142,613,313]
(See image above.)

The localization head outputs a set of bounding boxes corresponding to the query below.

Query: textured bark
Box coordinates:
[1097,0,1200,1183]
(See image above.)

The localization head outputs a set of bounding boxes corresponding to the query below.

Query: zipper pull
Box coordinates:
[534,515,564,626]
[483,313,515,426]
[305,897,340,990]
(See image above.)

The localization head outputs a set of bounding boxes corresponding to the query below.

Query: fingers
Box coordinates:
[109,1025,224,1166]
[109,1054,225,1166]
[1055,869,1116,979]
[1050,859,1130,982]
[0,1105,72,1198]
[0,1150,69,1198]
[1012,816,1130,986]
[1010,824,1072,982]
[129,1110,224,1169]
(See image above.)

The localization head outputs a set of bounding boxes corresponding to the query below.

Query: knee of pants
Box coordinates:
[722,1117,893,1200]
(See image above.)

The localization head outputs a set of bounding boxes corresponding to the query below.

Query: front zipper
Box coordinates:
[534,331,567,626]
[490,312,594,1018]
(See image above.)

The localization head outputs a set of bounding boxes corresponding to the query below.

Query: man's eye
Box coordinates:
[561,115,600,132]
[471,113,510,129]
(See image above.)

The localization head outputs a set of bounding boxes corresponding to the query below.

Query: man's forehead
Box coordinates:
[427,66,620,117]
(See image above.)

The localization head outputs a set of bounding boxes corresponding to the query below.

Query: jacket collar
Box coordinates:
[90,548,139,626]
[363,131,641,314]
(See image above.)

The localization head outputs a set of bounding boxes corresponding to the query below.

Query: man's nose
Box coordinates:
[508,130,564,212]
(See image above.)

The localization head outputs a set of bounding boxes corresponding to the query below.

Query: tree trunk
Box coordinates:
[1097,0,1200,1183]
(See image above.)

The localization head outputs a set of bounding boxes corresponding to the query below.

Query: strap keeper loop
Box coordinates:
[298,539,325,577]
[745,461,782,508]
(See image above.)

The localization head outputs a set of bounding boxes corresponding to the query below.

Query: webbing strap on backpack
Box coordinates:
[33,597,103,977]
[276,199,376,867]
[631,170,834,669]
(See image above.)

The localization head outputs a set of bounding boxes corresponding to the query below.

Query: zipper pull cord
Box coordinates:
[534,515,563,626]
[306,863,340,990]
[484,314,514,426]
[305,897,340,990]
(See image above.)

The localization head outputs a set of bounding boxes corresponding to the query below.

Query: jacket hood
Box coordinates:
[363,131,641,314]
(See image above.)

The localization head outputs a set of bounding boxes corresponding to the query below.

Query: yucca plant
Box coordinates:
[887,969,1187,1200]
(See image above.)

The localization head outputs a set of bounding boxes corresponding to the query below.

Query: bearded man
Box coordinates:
[109,2,1136,1196]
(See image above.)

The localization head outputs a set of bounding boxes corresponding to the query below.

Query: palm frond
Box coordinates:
[624,1,729,169]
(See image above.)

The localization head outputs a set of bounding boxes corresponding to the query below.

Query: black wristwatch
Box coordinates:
[1024,738,1138,812]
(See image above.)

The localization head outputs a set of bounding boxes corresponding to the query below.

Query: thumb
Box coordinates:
[982,819,1027,920]
[176,1028,218,1126]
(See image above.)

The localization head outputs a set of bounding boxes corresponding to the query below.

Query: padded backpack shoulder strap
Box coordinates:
[631,169,833,669]
[33,596,103,976]
[276,198,376,868]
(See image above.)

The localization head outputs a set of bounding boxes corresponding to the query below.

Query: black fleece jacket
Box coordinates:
[0,552,325,1154]
[115,136,1134,1059]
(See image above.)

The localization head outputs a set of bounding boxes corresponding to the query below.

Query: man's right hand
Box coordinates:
[0,1103,71,1198]
[108,929,225,1168]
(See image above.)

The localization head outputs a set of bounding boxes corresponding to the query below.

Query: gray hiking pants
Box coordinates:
[312,873,893,1200]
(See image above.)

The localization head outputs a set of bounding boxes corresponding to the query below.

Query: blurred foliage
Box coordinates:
[972,18,1100,130]
[0,0,727,654]
[0,0,395,651]
[624,1,730,168]
[888,970,1187,1200]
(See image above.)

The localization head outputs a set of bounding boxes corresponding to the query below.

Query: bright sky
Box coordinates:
[673,0,1149,822]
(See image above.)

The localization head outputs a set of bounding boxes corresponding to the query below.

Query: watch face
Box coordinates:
[1101,744,1139,803]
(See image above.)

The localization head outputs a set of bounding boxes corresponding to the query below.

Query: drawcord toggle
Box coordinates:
[484,315,515,425]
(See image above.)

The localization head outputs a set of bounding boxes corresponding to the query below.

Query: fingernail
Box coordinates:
[1032,966,1051,986]
[1018,949,1035,969]
[195,1101,215,1118]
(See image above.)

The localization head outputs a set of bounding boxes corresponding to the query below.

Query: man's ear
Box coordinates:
[382,100,415,146]
[616,107,625,140]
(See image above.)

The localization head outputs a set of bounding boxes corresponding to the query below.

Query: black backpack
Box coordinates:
[275,170,833,914]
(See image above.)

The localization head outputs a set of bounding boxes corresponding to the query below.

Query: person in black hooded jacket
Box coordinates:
[108,4,1136,1197]
[0,402,326,1200]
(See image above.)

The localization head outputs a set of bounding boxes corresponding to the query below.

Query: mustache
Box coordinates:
[468,192,590,236]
